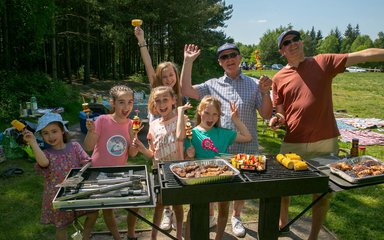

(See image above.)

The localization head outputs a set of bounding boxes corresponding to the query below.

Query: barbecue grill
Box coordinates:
[156,156,329,240]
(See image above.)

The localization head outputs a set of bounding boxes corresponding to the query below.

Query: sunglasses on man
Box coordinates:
[219,52,239,60]
[281,36,301,48]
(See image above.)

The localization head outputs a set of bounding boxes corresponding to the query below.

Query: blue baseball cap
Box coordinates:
[36,112,69,132]
[216,43,240,57]
[278,30,301,49]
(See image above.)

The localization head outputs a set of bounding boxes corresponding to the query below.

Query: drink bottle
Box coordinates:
[31,96,38,115]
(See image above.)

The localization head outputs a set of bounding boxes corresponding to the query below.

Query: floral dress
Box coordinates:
[35,142,91,228]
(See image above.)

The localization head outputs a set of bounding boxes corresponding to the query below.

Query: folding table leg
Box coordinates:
[126,208,178,240]
[280,191,329,232]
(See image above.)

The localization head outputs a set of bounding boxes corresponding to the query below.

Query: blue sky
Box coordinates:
[221,0,384,45]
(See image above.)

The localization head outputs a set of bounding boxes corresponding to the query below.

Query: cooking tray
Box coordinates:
[170,159,240,185]
[53,165,155,210]
[327,155,384,184]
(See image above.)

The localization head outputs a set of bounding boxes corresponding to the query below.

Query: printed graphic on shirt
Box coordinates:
[106,135,127,156]
[153,121,177,161]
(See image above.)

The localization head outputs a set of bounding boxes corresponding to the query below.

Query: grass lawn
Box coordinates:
[0,71,383,239]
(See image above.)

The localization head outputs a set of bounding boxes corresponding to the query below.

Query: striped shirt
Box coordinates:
[195,72,263,154]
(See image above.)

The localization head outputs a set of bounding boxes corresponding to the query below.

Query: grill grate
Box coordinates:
[160,157,323,188]
[243,157,322,182]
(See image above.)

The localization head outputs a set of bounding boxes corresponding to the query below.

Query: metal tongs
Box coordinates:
[56,162,92,187]
[55,179,143,201]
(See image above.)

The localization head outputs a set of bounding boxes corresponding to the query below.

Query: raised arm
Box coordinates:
[180,44,201,99]
[346,48,384,67]
[84,119,99,152]
[230,101,252,143]
[134,26,156,86]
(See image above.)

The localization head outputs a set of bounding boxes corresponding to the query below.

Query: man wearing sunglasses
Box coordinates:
[181,43,273,238]
[270,29,384,240]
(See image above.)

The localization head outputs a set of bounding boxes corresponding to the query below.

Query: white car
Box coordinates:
[346,66,367,72]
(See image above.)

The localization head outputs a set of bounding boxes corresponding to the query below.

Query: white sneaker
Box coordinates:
[209,216,217,228]
[160,209,172,231]
[231,216,246,237]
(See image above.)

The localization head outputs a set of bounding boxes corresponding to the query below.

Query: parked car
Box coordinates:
[262,65,271,70]
[271,64,284,70]
[345,66,367,72]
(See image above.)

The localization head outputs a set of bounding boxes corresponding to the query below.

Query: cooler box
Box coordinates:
[79,111,100,134]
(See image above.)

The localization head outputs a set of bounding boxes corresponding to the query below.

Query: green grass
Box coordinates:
[0,71,383,239]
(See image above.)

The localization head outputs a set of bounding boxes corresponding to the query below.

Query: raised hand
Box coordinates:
[179,102,193,112]
[230,101,239,120]
[259,75,272,94]
[85,119,96,132]
[134,26,145,43]
[184,44,201,62]
[22,129,37,145]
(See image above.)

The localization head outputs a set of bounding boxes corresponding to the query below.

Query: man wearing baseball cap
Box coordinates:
[270,29,384,240]
[180,43,273,238]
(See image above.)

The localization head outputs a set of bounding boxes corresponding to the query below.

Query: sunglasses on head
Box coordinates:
[281,36,301,48]
[219,52,239,60]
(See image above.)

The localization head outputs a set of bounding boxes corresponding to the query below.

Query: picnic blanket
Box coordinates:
[336,118,384,146]
[337,118,384,129]
[339,129,384,146]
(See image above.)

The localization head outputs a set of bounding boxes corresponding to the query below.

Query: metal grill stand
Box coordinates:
[158,157,329,240]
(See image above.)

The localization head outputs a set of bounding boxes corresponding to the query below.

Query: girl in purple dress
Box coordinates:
[23,113,98,240]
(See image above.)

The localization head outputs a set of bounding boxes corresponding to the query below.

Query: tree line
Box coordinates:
[1,0,383,85]
[0,0,233,84]
[242,24,384,70]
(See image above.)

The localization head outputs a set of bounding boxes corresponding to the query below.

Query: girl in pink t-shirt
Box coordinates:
[84,84,140,240]
[133,86,187,240]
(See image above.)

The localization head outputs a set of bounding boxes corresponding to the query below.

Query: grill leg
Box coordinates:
[280,192,329,232]
[190,203,210,240]
[259,197,280,240]
[126,208,178,240]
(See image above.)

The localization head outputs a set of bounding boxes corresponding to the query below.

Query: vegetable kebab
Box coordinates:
[132,109,142,135]
[82,102,92,119]
[185,120,193,144]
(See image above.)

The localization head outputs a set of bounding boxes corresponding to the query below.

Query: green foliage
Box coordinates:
[350,35,374,52]
[303,27,320,56]
[237,43,256,64]
[317,35,340,53]
[257,28,286,65]
[0,71,81,130]
[374,32,384,48]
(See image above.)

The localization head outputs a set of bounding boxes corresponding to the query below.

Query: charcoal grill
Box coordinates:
[156,156,329,240]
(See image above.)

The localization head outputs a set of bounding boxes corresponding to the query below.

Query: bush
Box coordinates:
[0,70,81,130]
